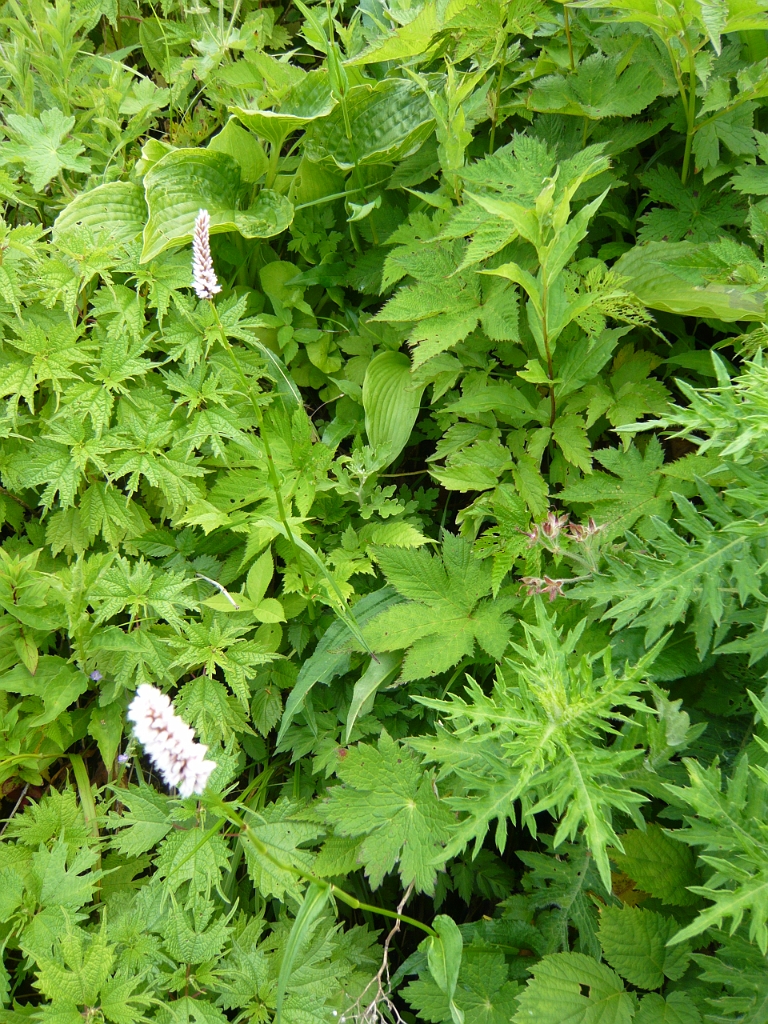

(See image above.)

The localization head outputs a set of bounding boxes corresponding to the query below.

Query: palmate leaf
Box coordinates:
[560,437,674,538]
[638,166,745,243]
[0,109,90,192]
[89,557,198,628]
[404,946,520,1024]
[321,730,453,894]
[361,534,514,681]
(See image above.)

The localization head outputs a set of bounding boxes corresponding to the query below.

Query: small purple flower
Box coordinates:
[90,670,103,681]
[117,753,130,764]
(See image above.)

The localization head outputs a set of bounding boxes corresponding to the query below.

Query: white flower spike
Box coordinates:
[127,683,216,798]
[191,208,222,300]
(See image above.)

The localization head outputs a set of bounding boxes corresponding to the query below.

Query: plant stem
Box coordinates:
[564,4,575,71]
[217,796,438,937]
[489,42,508,154]
[681,42,697,184]
[541,276,556,427]
[209,303,315,608]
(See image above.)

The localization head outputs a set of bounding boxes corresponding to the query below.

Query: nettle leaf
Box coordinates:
[242,799,321,901]
[635,991,701,1024]
[528,53,664,119]
[608,823,700,907]
[30,839,103,912]
[164,901,232,964]
[512,952,633,1024]
[321,731,453,893]
[33,918,114,1007]
[598,905,691,989]
[106,783,175,857]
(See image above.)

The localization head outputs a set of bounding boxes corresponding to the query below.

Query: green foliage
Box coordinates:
[2,0,768,1020]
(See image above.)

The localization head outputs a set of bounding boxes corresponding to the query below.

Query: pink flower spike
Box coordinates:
[191,209,222,301]
[127,683,216,798]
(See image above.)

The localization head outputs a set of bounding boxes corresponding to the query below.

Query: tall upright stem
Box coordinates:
[541,277,556,427]
[681,42,697,183]
[563,4,575,71]
[210,305,315,610]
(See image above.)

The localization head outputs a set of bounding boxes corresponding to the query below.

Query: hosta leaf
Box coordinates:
[231,70,336,149]
[141,149,293,262]
[363,350,425,467]
[53,183,146,248]
[303,79,434,169]
[613,242,766,321]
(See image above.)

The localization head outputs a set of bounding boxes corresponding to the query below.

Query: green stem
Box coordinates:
[209,303,315,608]
[489,41,508,154]
[681,42,697,184]
[541,276,556,428]
[265,139,282,189]
[563,4,575,71]
[70,753,101,899]
[217,796,437,937]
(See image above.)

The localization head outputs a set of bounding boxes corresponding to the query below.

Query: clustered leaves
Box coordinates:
[2,0,768,1021]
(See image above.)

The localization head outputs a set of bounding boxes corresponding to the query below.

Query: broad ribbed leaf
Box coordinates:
[53,182,146,246]
[363,350,425,466]
[303,79,434,168]
[141,149,293,262]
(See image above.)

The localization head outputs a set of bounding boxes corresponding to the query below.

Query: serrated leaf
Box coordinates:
[512,952,633,1024]
[321,731,453,893]
[608,824,700,906]
[635,992,701,1024]
[598,904,691,989]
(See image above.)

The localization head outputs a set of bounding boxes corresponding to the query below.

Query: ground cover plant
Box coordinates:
[5,0,768,1020]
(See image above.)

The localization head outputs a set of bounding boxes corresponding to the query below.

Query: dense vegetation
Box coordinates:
[4,0,768,1019]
